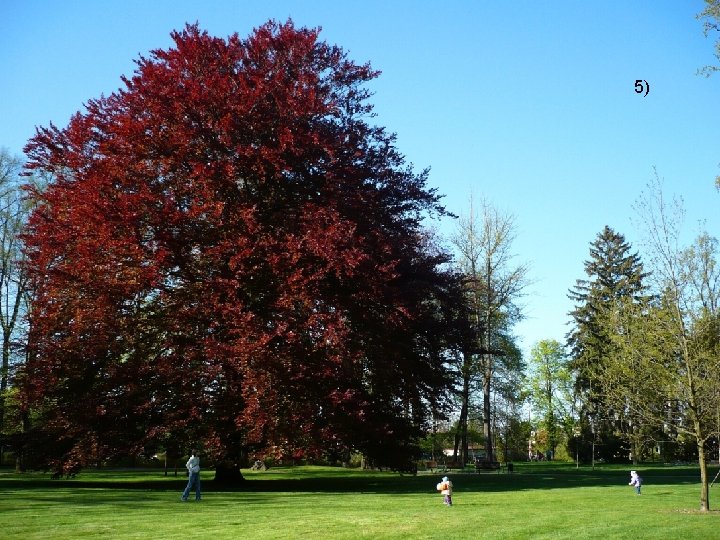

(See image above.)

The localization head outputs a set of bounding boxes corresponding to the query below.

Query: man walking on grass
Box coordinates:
[181,449,201,502]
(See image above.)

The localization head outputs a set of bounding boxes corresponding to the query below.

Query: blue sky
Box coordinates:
[2,1,719,356]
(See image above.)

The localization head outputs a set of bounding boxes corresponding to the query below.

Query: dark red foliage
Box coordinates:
[19,21,461,475]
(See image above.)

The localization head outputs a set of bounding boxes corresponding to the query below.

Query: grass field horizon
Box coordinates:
[1,462,719,539]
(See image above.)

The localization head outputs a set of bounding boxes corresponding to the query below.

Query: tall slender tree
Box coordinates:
[490,334,525,462]
[450,195,528,463]
[617,173,720,511]
[0,149,33,466]
[567,225,649,461]
[19,21,461,478]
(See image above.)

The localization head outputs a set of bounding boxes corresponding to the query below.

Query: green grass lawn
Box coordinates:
[1,463,718,539]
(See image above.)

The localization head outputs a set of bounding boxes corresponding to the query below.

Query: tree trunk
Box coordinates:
[453,352,471,464]
[483,357,494,462]
[483,257,495,464]
[698,439,709,511]
[0,329,9,467]
[630,428,641,465]
[0,399,4,467]
[214,460,245,484]
[15,410,29,473]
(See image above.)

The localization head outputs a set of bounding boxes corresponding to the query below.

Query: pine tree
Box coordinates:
[567,226,648,461]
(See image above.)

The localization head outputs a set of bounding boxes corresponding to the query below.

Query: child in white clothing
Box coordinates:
[436,476,453,506]
[628,470,642,495]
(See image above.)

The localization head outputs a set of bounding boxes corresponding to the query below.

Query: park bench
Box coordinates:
[425,460,438,472]
[475,459,502,472]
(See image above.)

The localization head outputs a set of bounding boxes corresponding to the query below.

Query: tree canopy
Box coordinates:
[19,21,461,476]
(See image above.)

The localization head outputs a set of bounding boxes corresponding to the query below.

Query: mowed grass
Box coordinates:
[1,463,719,539]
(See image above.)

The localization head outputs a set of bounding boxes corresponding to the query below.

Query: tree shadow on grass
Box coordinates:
[0,465,715,496]
[238,466,714,495]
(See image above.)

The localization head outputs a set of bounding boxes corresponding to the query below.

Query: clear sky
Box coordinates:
[2,1,719,357]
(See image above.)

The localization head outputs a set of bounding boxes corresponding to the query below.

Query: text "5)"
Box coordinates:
[634,80,649,97]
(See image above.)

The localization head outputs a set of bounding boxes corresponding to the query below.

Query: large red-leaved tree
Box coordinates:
[19,21,462,479]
